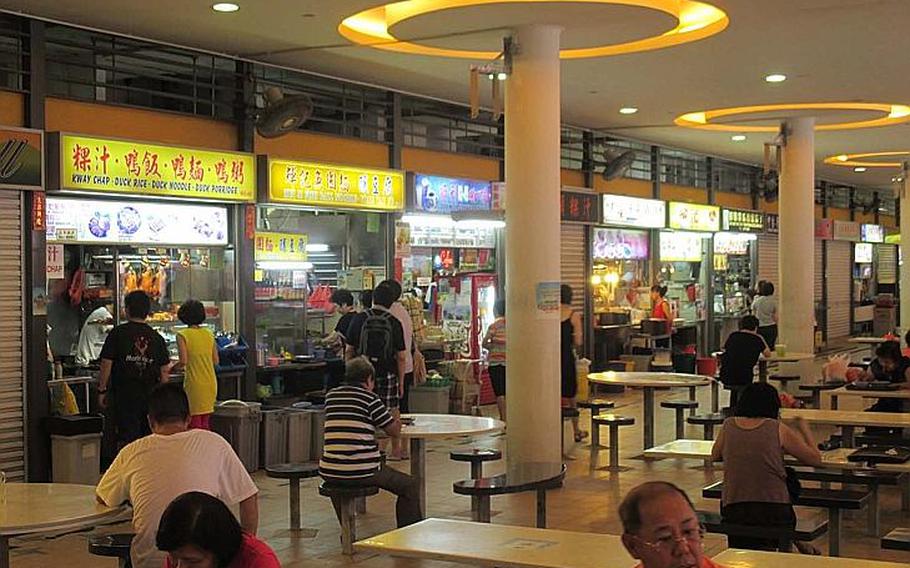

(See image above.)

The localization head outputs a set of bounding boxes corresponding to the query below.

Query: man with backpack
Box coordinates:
[344,282,408,455]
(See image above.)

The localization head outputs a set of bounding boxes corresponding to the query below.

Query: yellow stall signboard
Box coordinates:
[255,231,308,262]
[59,134,256,202]
[267,158,404,211]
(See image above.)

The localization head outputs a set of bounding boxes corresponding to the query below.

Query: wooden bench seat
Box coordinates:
[697,510,828,550]
[881,527,910,551]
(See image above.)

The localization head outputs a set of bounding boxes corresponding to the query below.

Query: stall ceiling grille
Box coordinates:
[659,148,708,188]
[826,240,851,340]
[713,160,756,194]
[878,244,897,285]
[401,97,502,158]
[560,224,586,315]
[0,192,24,481]
[757,234,778,291]
[814,240,823,302]
[0,15,27,93]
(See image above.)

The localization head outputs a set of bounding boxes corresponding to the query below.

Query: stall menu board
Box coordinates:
[833,220,861,242]
[592,228,649,260]
[255,231,308,262]
[766,213,779,234]
[855,242,873,263]
[668,202,720,232]
[659,230,705,262]
[413,174,492,213]
[722,208,764,232]
[561,191,600,224]
[46,197,229,245]
[815,219,833,239]
[267,158,404,211]
[57,134,255,202]
[714,232,754,255]
[861,223,884,243]
[408,224,496,248]
[602,195,666,228]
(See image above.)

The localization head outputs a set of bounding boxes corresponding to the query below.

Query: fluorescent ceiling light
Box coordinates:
[212,3,239,12]
[619,107,639,115]
[731,134,746,142]
[854,167,867,173]
[764,73,787,83]
[305,243,329,252]
[256,261,313,270]
[401,213,455,227]
[456,219,505,229]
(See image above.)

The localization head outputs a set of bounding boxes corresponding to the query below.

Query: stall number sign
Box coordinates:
[833,220,861,242]
[255,232,308,262]
[668,202,720,232]
[59,134,256,202]
[861,223,884,243]
[722,208,764,232]
[560,191,600,223]
[766,214,779,234]
[268,158,404,211]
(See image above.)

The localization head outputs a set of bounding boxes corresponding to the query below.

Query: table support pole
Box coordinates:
[758,360,768,383]
[410,438,427,518]
[829,508,841,557]
[841,425,855,449]
[289,478,300,530]
[0,536,9,568]
[536,489,547,528]
[868,485,879,537]
[711,382,719,413]
[643,388,655,450]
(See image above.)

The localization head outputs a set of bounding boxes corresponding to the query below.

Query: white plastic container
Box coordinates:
[51,433,101,485]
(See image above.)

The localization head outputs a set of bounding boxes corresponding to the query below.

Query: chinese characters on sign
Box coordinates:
[46,244,64,279]
[668,202,720,232]
[32,191,46,230]
[254,232,309,262]
[59,135,256,202]
[268,158,404,211]
[602,195,666,228]
[414,174,492,213]
[833,220,860,242]
[560,191,600,224]
[765,214,779,234]
[721,208,764,232]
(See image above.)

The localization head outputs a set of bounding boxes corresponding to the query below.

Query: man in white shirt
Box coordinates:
[96,383,259,568]
[75,303,113,366]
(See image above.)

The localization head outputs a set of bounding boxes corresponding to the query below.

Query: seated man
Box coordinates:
[620,481,726,568]
[319,357,422,528]
[96,383,259,568]
[861,340,910,412]
[719,315,771,413]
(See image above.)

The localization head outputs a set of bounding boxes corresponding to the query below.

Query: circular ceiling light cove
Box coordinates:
[823,151,910,169]
[338,0,729,59]
[674,103,910,132]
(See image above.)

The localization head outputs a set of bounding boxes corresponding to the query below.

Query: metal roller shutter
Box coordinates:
[814,240,823,301]
[757,234,778,289]
[0,192,24,481]
[877,244,897,285]
[826,240,851,340]
[560,224,586,314]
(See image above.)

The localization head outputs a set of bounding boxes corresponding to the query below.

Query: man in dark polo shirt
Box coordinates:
[719,315,771,413]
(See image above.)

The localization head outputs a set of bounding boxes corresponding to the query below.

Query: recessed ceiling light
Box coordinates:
[496,72,508,81]
[854,167,867,172]
[301,12,316,18]
[212,3,240,12]
[731,134,747,142]
[619,107,638,115]
[764,73,787,83]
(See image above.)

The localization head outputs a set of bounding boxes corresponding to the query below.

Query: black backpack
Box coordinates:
[358,308,396,368]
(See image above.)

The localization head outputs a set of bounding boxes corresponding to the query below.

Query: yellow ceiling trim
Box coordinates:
[823,151,910,168]
[674,103,910,132]
[338,0,728,59]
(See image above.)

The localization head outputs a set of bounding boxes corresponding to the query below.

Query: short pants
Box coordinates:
[376,373,400,410]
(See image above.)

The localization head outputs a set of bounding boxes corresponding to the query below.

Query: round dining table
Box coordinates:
[0,483,128,568]
[587,372,713,449]
[401,414,504,516]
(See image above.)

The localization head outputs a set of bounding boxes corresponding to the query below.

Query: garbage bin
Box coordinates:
[259,407,289,468]
[408,385,451,414]
[212,400,261,472]
[286,409,313,463]
[46,414,104,484]
[309,407,326,462]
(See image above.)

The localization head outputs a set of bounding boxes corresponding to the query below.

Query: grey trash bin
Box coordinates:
[309,407,326,462]
[212,400,262,472]
[286,409,313,463]
[260,407,289,468]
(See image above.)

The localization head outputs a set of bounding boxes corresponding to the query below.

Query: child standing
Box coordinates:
[176,300,218,429]
[482,299,507,421]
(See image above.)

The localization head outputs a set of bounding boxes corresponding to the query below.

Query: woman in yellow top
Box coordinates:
[176,300,218,429]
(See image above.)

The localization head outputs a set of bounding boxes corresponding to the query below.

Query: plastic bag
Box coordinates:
[822,354,850,381]
[779,392,802,409]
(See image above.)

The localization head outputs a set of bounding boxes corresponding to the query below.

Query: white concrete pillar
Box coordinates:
[900,163,910,334]
[778,117,815,355]
[504,25,562,465]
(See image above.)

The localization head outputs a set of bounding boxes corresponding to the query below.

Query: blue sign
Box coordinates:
[413,174,492,213]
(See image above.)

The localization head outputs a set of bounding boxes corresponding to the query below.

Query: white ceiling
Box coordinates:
[3,0,909,190]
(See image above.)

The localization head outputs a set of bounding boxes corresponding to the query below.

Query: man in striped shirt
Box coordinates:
[319,357,422,527]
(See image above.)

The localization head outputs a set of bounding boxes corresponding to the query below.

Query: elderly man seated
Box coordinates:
[620,481,726,568]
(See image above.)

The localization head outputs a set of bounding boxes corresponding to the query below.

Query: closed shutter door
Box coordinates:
[560,224,586,314]
[826,240,851,340]
[757,234,778,289]
[0,192,24,481]
[878,244,897,284]
[814,240,823,302]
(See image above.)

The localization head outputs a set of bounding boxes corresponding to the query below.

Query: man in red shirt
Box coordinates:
[620,482,727,568]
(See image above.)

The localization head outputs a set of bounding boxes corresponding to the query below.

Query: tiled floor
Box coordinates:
[12,362,910,566]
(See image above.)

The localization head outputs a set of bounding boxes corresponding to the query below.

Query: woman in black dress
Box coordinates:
[560,285,587,442]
